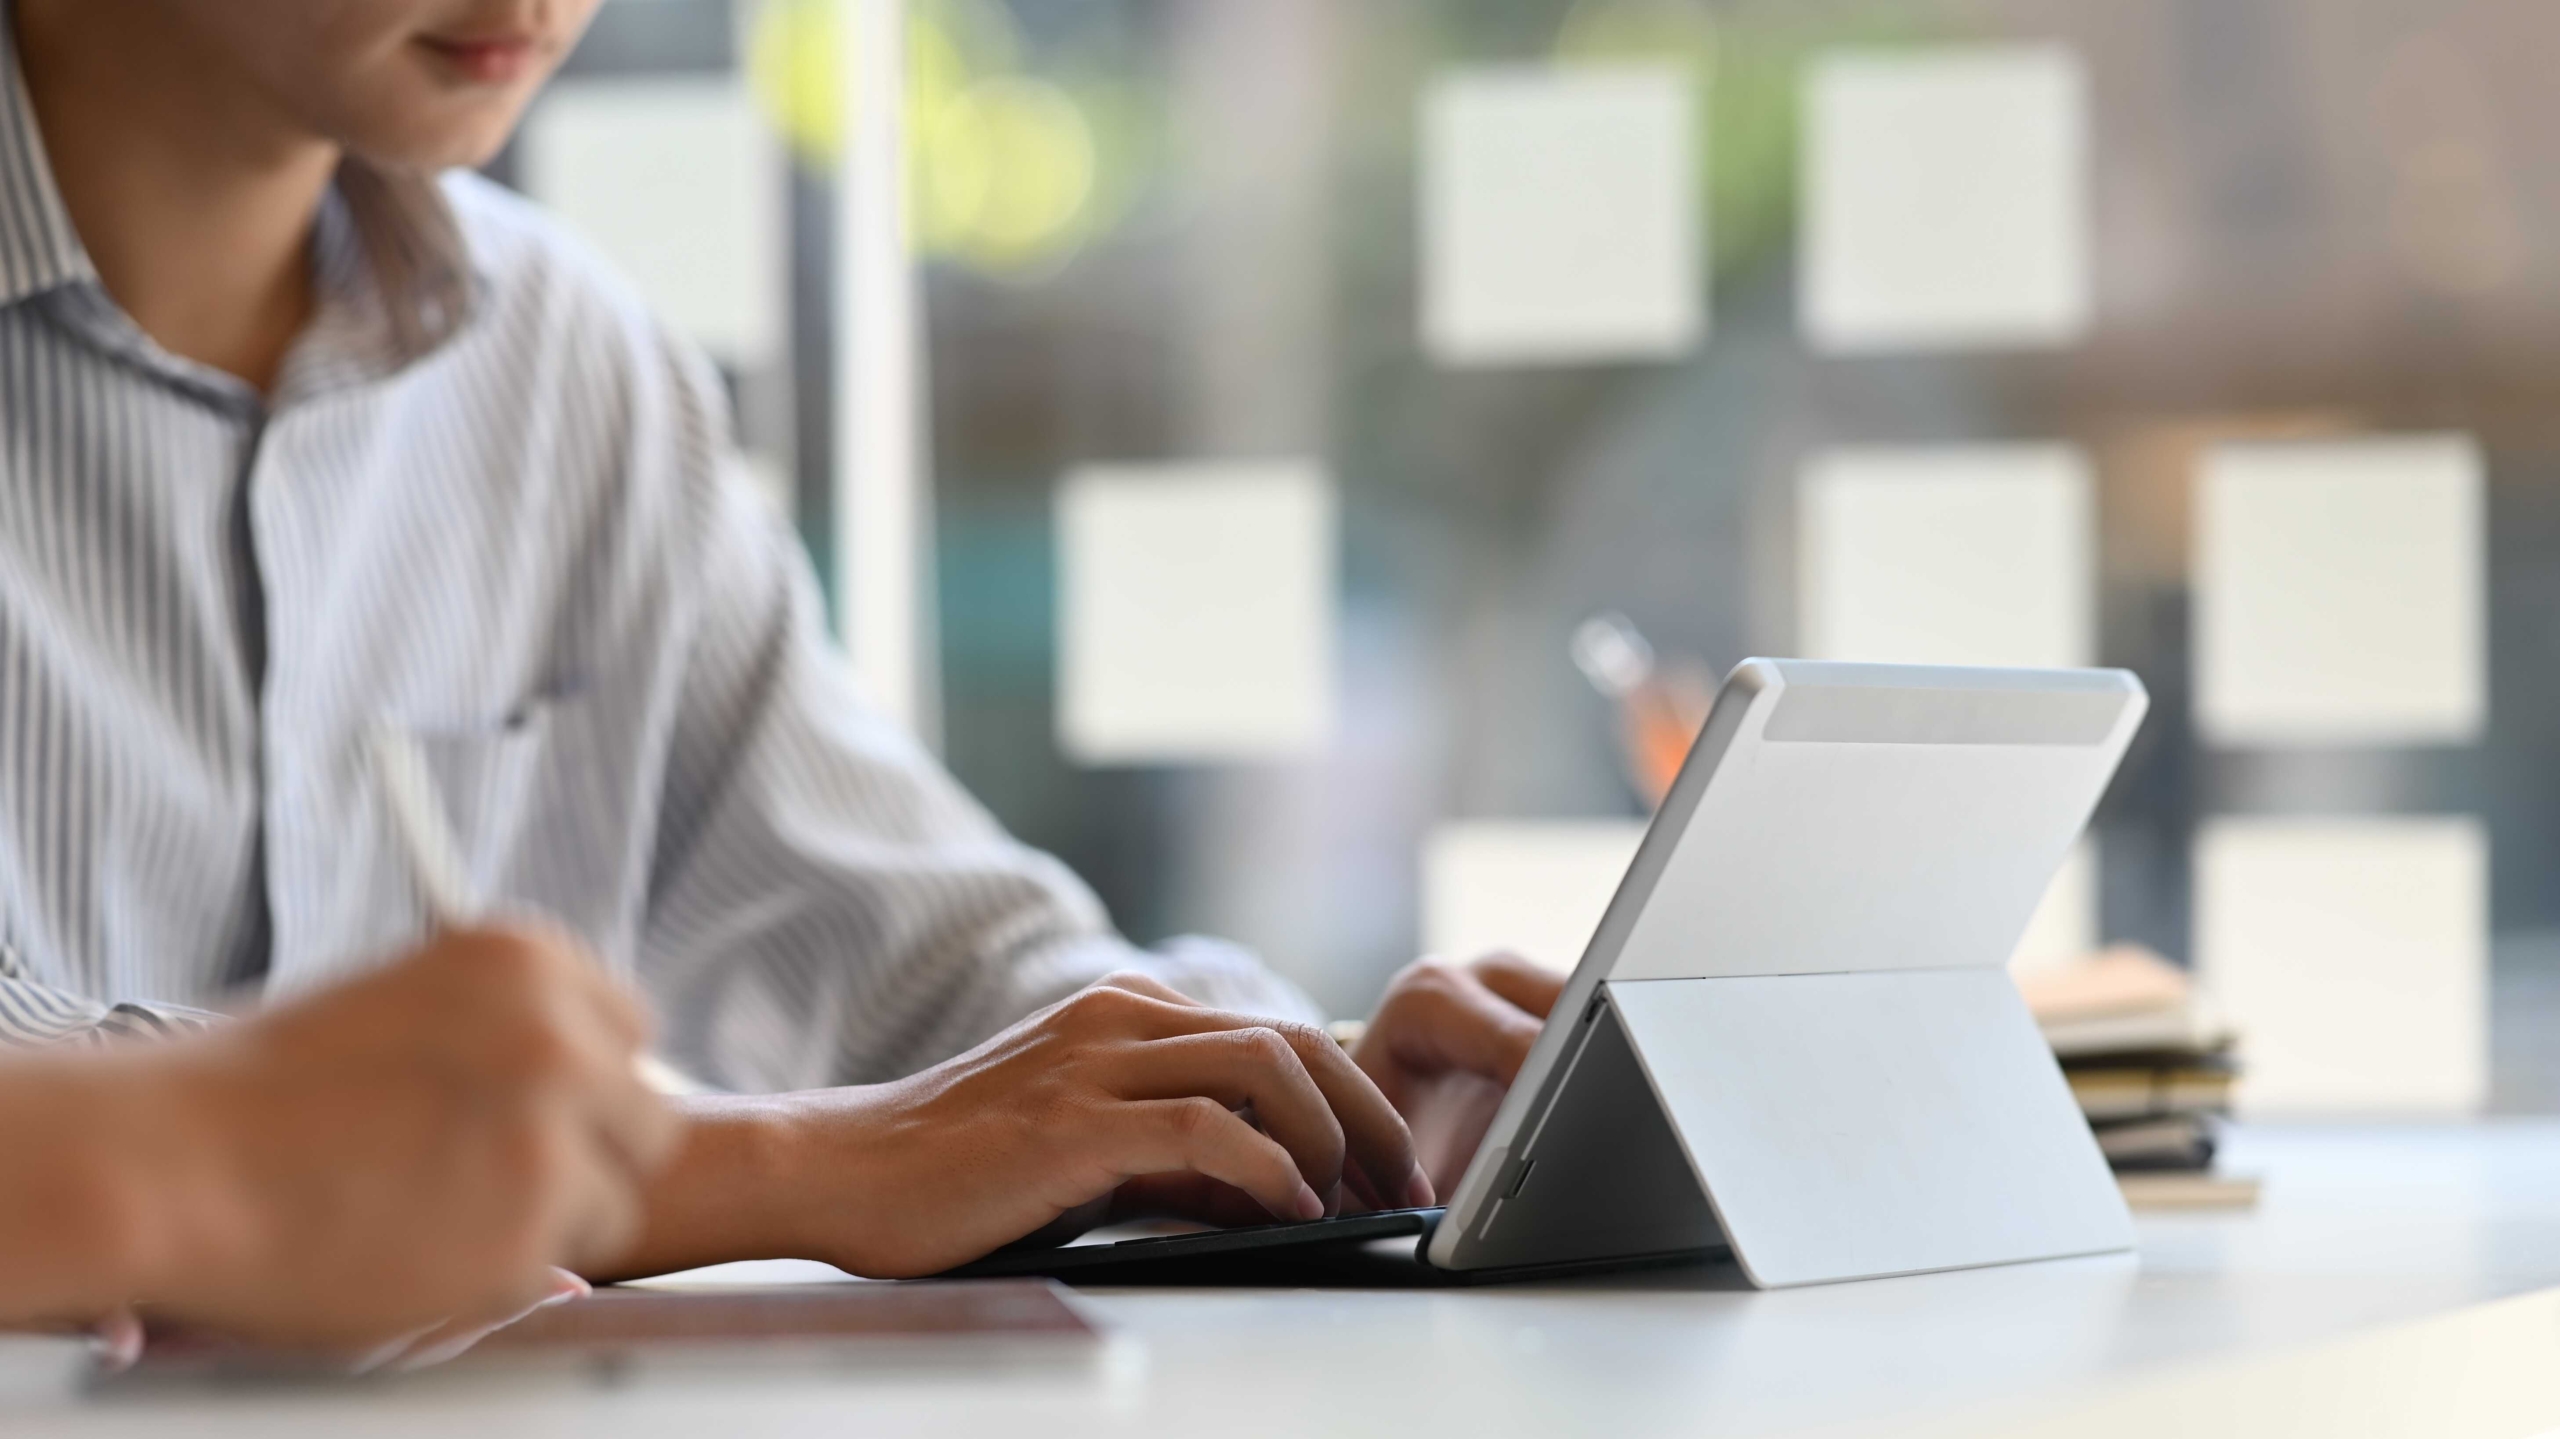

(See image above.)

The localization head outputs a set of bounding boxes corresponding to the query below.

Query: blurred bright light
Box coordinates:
[1555,0,1717,65]
[747,0,1099,273]
[919,76,1096,268]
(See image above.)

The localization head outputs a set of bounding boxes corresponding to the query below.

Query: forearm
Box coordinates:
[584,1091,816,1282]
[0,1053,232,1325]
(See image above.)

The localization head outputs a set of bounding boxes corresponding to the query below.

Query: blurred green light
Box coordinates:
[748,0,1098,273]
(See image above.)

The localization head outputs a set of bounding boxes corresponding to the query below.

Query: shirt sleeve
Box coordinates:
[633,465,1325,1096]
[0,939,220,1047]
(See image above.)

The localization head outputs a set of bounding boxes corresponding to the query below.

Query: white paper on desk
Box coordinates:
[1801,44,2090,352]
[1798,443,2095,669]
[1056,462,1336,764]
[521,76,784,368]
[2194,434,2486,746]
[1421,65,1702,366]
[2009,840,2098,975]
[2196,816,2488,1116]
[1423,820,1648,973]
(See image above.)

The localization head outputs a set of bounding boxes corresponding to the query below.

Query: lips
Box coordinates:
[416,33,543,85]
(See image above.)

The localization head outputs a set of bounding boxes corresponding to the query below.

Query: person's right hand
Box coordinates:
[116,924,680,1345]
[762,973,1433,1279]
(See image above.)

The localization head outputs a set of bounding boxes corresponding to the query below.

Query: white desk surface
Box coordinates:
[18,1122,2560,1437]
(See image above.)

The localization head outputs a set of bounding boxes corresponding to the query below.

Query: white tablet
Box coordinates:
[1427,659,2145,1284]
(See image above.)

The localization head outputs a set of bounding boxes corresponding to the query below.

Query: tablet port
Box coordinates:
[1504,1159,1538,1199]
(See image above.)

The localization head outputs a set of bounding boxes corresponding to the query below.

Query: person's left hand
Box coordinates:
[1350,954,1565,1198]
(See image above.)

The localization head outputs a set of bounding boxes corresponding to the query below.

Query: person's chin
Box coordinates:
[345,94,535,174]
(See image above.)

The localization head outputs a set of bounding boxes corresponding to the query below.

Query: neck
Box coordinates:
[15,0,340,394]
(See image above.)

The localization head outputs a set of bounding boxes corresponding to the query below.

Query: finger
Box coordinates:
[1111,1030,1347,1209]
[1113,1172,1293,1229]
[1468,953,1566,1020]
[1121,1171,1401,1224]
[538,931,656,1055]
[486,919,654,1055]
[1384,973,1546,1088]
[1108,1097,1323,1222]
[89,1309,145,1373]
[1258,1021,1422,1210]
[572,966,656,1055]
[1110,998,1423,1212]
[1091,970,1197,1005]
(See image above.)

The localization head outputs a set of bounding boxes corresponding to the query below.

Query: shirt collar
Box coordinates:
[0,8,481,379]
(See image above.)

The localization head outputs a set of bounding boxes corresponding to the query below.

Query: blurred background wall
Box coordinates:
[494,0,2560,1116]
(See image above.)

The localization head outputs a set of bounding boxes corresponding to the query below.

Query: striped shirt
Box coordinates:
[0,29,1313,1084]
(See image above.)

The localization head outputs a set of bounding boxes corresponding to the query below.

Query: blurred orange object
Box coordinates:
[1571,613,1715,808]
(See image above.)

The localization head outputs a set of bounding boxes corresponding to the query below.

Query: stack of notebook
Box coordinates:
[2016,946,2249,1201]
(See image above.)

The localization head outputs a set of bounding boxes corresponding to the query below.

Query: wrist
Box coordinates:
[585,1090,814,1281]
